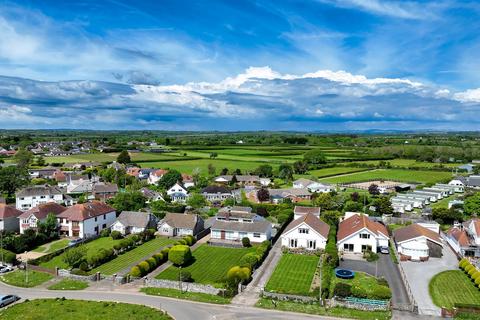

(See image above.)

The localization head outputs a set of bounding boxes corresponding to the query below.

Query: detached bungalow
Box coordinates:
[18,202,67,234]
[268,188,312,203]
[293,206,320,220]
[281,213,330,250]
[157,212,204,237]
[201,185,233,202]
[394,224,443,261]
[293,178,332,193]
[0,204,22,232]
[111,211,157,235]
[92,183,118,200]
[166,182,189,203]
[148,169,168,185]
[337,213,389,254]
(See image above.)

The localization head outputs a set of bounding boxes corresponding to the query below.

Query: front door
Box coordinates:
[221,230,225,240]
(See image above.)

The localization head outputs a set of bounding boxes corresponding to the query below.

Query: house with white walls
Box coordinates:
[157,212,204,237]
[18,202,67,234]
[394,224,443,261]
[0,204,22,232]
[281,213,330,250]
[166,182,189,203]
[111,211,157,235]
[16,185,70,211]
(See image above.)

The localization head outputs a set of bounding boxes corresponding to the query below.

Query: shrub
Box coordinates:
[351,285,368,299]
[130,265,142,277]
[168,245,192,266]
[475,277,480,287]
[138,261,150,274]
[183,236,193,246]
[226,265,251,284]
[242,237,251,247]
[100,228,111,237]
[465,265,474,273]
[186,235,196,245]
[146,257,157,270]
[0,248,16,264]
[377,277,389,287]
[459,258,469,269]
[370,286,392,300]
[333,282,352,298]
[161,247,170,258]
[471,271,480,281]
[364,250,379,262]
[79,261,89,272]
[111,231,123,240]
[177,239,187,245]
[468,268,477,277]
[239,253,259,269]
[179,270,192,282]
[153,253,164,264]
[113,244,121,251]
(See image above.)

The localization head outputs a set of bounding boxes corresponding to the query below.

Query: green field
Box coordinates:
[320,169,452,184]
[348,159,461,168]
[265,254,319,296]
[307,167,371,178]
[0,270,53,288]
[429,270,480,309]
[0,299,172,320]
[40,237,123,270]
[48,278,89,290]
[91,237,176,275]
[156,244,256,287]
[141,159,276,174]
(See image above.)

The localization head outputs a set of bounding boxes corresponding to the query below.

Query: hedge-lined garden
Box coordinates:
[430,268,480,309]
[459,258,480,289]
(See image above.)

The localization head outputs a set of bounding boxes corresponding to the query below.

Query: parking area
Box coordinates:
[400,243,458,316]
[340,253,410,307]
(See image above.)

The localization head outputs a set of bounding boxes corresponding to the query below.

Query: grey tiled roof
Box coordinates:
[116,211,152,228]
[17,185,64,197]
[211,219,271,233]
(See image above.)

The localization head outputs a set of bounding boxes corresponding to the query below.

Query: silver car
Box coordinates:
[0,266,13,273]
[0,295,20,308]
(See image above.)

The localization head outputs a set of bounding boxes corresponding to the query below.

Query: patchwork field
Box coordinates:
[40,237,122,270]
[429,270,480,309]
[265,254,319,296]
[348,159,461,168]
[156,244,256,287]
[90,237,175,275]
[320,169,453,185]
[307,167,371,178]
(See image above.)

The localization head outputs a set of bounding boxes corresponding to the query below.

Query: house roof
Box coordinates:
[152,169,168,177]
[337,214,389,242]
[218,206,253,219]
[293,178,315,187]
[201,185,231,194]
[467,175,480,187]
[211,219,270,233]
[93,183,119,193]
[16,185,64,197]
[116,211,152,228]
[465,218,480,235]
[269,188,312,197]
[447,226,471,247]
[0,204,22,219]
[57,201,115,221]
[18,202,67,220]
[294,206,320,216]
[394,224,442,245]
[284,213,330,239]
[451,176,467,184]
[140,188,162,200]
[160,212,201,229]
[182,173,193,182]
[215,175,260,182]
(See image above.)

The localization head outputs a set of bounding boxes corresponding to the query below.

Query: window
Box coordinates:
[290,239,297,248]
[308,240,316,250]
[94,217,97,222]
[343,244,354,252]
[163,228,169,233]
[102,224,106,228]
[359,233,370,239]
[103,214,106,220]
[361,245,372,252]
[253,233,261,238]
[40,196,45,199]
[243,219,252,223]
[299,228,309,234]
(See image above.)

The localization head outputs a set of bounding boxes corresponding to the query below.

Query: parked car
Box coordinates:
[68,238,83,247]
[0,266,13,273]
[379,246,389,254]
[0,295,20,308]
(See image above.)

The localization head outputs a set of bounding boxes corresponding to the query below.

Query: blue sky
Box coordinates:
[1,0,480,130]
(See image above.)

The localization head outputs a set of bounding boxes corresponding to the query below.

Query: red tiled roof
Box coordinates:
[0,204,22,219]
[284,213,330,238]
[294,206,320,216]
[57,201,115,221]
[182,173,193,181]
[447,227,470,247]
[394,224,442,245]
[337,214,389,242]
[153,169,168,177]
[18,202,67,220]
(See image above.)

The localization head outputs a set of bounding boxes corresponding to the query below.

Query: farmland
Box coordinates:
[320,169,453,185]
[265,254,319,296]
[156,244,256,287]
[39,237,122,270]
[90,237,175,275]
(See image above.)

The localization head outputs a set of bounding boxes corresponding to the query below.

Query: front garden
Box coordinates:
[429,269,480,309]
[0,269,53,288]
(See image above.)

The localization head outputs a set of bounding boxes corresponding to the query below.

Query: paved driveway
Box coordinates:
[400,244,458,316]
[340,254,410,307]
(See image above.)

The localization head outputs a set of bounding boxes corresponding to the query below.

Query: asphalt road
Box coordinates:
[0,281,337,320]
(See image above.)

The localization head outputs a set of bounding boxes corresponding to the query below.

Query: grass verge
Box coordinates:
[0,270,53,288]
[141,287,231,304]
[47,278,89,290]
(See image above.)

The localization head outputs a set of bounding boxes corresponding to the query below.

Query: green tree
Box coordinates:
[372,196,393,216]
[293,160,308,174]
[14,148,33,169]
[108,191,146,211]
[63,246,87,268]
[303,149,327,166]
[209,152,218,159]
[278,164,293,181]
[464,192,480,216]
[368,184,380,196]
[158,170,182,190]
[257,188,270,202]
[37,213,59,240]
[0,166,29,197]
[35,156,46,167]
[186,193,207,208]
[254,164,273,177]
[117,150,131,164]
[207,164,216,176]
[432,207,463,224]
[168,245,192,266]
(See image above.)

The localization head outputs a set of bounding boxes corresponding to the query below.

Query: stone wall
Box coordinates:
[144,278,224,295]
[261,290,318,303]
[329,297,390,311]
[57,269,98,282]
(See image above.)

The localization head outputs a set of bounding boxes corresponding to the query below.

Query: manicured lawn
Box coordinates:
[40,237,123,270]
[90,237,176,275]
[429,270,480,309]
[156,244,256,287]
[320,169,452,184]
[48,278,89,290]
[33,239,70,254]
[255,298,391,320]
[331,271,391,300]
[0,270,53,288]
[265,254,319,296]
[0,299,172,320]
[141,287,231,304]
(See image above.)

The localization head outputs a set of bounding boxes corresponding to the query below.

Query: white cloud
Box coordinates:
[454,88,480,103]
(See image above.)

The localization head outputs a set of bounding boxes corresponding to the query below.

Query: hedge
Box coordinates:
[168,245,192,266]
[130,265,142,277]
[138,261,150,274]
[0,248,16,264]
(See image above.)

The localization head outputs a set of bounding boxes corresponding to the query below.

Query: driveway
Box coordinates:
[400,244,458,316]
[340,253,410,307]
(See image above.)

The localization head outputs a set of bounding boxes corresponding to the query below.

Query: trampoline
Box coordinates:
[335,268,355,279]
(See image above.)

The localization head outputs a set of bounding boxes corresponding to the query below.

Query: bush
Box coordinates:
[79,261,89,272]
[333,283,352,298]
[130,265,142,277]
[370,286,392,300]
[475,277,480,287]
[146,257,157,270]
[471,271,480,281]
[179,270,192,282]
[465,265,474,273]
[138,261,150,274]
[161,247,170,258]
[459,258,469,269]
[153,253,164,264]
[100,228,111,237]
[111,231,123,240]
[239,253,259,269]
[468,268,477,277]
[226,265,251,284]
[364,250,379,262]
[351,285,368,299]
[242,237,251,247]
[71,268,89,276]
[183,236,193,246]
[177,239,187,245]
[168,245,192,266]
[0,248,16,264]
